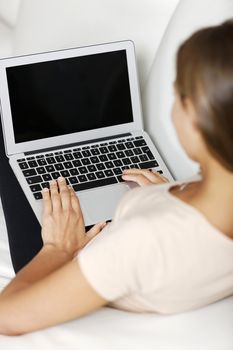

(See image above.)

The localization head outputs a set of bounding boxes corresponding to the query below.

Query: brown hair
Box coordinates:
[175,19,233,171]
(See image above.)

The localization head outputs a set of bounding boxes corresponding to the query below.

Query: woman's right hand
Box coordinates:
[122,168,169,187]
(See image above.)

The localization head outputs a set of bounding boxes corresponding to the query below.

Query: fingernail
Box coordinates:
[58,176,64,182]
[50,180,56,186]
[42,187,49,192]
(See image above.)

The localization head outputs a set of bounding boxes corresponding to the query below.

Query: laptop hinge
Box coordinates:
[24,133,132,156]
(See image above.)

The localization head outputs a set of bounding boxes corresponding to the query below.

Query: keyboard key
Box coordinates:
[69,176,78,184]
[135,136,143,139]
[51,172,60,179]
[122,158,131,165]
[116,151,125,158]
[99,147,108,154]
[131,156,140,164]
[64,149,72,154]
[117,144,126,151]
[87,165,97,172]
[36,167,46,174]
[33,192,42,200]
[55,155,65,163]
[41,182,50,189]
[82,158,91,166]
[17,158,26,163]
[72,160,82,167]
[42,174,52,181]
[134,139,147,147]
[117,175,124,183]
[54,151,63,155]
[114,159,123,167]
[139,154,149,162]
[28,160,38,168]
[46,157,56,164]
[61,170,70,178]
[26,175,43,185]
[46,165,55,172]
[55,163,64,171]
[91,149,100,156]
[108,153,117,160]
[64,154,74,161]
[46,153,54,157]
[90,156,99,164]
[70,168,79,176]
[79,166,88,174]
[30,184,42,192]
[78,175,87,183]
[96,171,105,179]
[157,170,163,174]
[73,152,82,159]
[23,169,37,177]
[36,155,45,159]
[64,162,73,169]
[141,146,155,160]
[125,150,134,157]
[87,173,97,181]
[113,168,122,175]
[105,161,114,169]
[82,146,90,150]
[125,142,134,149]
[133,148,142,155]
[108,145,117,152]
[96,163,105,170]
[37,159,47,166]
[73,177,117,192]
[82,150,91,157]
[99,155,108,162]
[139,160,159,169]
[104,169,114,177]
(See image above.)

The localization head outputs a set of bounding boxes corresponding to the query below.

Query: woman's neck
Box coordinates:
[173,161,233,237]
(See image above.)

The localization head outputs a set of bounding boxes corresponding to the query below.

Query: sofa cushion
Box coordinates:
[143,0,233,180]
[0,0,21,27]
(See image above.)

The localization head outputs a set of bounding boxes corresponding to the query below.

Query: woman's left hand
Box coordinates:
[41,177,106,257]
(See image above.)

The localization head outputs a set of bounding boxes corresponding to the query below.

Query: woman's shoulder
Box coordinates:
[114,174,202,221]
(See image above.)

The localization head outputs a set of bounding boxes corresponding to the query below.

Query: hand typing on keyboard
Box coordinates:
[41,177,106,257]
[122,169,169,187]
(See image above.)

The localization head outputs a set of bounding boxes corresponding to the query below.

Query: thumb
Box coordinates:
[86,222,107,241]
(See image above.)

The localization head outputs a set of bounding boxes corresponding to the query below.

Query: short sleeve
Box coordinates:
[76,218,160,301]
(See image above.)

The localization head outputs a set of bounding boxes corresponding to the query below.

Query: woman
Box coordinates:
[0,20,233,335]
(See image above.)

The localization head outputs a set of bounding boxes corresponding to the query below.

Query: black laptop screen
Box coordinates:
[6,50,133,143]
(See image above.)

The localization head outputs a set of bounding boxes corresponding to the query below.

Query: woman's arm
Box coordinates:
[0,178,107,335]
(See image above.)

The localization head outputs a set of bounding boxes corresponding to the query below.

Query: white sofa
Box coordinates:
[0,1,233,348]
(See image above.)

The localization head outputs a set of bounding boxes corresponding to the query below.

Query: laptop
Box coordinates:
[0,40,174,226]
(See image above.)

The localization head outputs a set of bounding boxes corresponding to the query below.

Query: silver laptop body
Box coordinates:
[0,40,174,226]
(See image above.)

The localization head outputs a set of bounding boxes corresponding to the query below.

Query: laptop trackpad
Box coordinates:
[78,183,132,226]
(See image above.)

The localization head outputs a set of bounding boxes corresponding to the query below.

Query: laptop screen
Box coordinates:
[6,50,133,144]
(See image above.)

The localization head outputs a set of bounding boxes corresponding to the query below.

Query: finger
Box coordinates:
[151,171,170,183]
[124,168,168,184]
[42,187,52,215]
[86,222,106,241]
[49,180,61,212]
[57,177,71,211]
[122,173,151,186]
[68,186,80,211]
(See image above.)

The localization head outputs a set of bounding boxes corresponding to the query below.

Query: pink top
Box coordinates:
[77,177,233,314]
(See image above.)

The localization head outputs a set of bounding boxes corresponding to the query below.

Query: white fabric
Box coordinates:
[78,177,233,314]
[143,0,233,180]
[0,0,21,27]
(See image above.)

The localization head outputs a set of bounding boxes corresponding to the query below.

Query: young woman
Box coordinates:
[0,20,233,336]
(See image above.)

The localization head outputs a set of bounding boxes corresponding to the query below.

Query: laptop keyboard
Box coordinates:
[17,136,163,200]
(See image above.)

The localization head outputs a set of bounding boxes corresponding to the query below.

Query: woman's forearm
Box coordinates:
[1,245,72,297]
